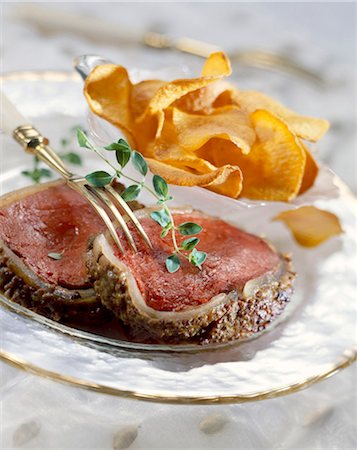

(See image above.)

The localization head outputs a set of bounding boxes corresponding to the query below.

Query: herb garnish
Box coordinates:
[59,126,84,166]
[22,156,52,184]
[76,129,207,273]
[22,126,83,184]
[47,251,63,260]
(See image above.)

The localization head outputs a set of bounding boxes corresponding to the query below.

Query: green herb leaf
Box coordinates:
[156,195,173,206]
[189,248,207,268]
[60,138,69,148]
[117,138,131,151]
[47,252,63,260]
[116,148,131,168]
[150,209,171,228]
[61,152,82,165]
[104,141,128,152]
[153,175,168,199]
[22,167,52,184]
[85,171,113,187]
[71,125,85,134]
[166,254,180,273]
[132,151,148,176]
[104,140,132,169]
[39,168,52,178]
[76,128,90,149]
[181,237,199,251]
[160,223,172,238]
[177,222,202,236]
[118,138,131,150]
[103,143,118,151]
[70,133,208,273]
[121,184,141,202]
[21,170,38,183]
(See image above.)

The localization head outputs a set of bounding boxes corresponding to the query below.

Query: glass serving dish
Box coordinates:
[0,67,356,404]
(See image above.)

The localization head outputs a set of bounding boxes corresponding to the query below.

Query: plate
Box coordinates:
[0,71,356,404]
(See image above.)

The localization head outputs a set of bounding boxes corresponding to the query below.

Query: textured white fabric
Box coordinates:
[1,361,356,449]
[1,3,356,449]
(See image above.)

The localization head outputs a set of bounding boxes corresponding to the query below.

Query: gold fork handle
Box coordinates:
[13,125,73,180]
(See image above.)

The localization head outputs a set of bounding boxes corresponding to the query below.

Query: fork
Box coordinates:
[14,4,325,86]
[0,91,152,254]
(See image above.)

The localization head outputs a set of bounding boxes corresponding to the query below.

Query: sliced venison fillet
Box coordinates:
[0,180,143,322]
[89,207,295,343]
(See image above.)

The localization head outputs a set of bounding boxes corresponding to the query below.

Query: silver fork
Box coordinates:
[0,91,152,254]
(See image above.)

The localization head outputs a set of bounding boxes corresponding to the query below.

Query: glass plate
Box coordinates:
[0,71,356,404]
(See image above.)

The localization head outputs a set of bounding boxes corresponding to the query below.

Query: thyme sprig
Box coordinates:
[21,156,52,184]
[58,126,84,166]
[47,251,64,260]
[77,129,207,273]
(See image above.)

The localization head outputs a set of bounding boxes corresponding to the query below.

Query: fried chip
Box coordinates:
[130,80,167,152]
[299,147,319,194]
[274,206,343,247]
[131,80,166,118]
[138,52,232,137]
[84,52,328,201]
[195,138,247,167]
[147,158,243,197]
[173,81,232,115]
[200,51,231,77]
[153,146,219,174]
[231,90,329,142]
[233,110,306,201]
[170,106,255,154]
[212,88,236,108]
[84,64,136,147]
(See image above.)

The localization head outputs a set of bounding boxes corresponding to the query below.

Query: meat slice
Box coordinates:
[88,207,295,343]
[0,180,143,322]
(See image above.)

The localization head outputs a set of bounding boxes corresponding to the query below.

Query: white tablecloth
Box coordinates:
[1,361,356,449]
[1,3,356,449]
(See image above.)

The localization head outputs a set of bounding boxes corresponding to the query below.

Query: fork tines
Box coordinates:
[81,183,152,254]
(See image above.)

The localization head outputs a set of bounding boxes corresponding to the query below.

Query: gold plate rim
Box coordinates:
[0,70,356,404]
[1,349,356,405]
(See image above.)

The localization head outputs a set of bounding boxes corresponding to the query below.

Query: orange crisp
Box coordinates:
[274,206,343,247]
[84,52,329,201]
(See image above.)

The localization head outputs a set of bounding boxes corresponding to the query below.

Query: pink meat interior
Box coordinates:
[115,212,281,312]
[0,184,106,289]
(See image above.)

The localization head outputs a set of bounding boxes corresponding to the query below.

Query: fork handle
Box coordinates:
[1,90,73,179]
[0,90,30,135]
